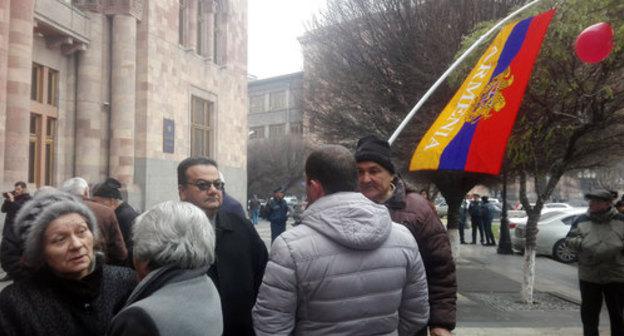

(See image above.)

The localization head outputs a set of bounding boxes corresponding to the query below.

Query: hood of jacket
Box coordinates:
[301,192,392,250]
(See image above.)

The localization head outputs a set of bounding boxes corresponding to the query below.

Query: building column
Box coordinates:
[75,12,105,183]
[4,0,34,184]
[188,0,198,52]
[0,0,11,186]
[203,1,215,60]
[110,14,136,185]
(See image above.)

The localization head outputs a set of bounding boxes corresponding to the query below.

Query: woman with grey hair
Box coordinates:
[108,201,223,336]
[0,190,137,336]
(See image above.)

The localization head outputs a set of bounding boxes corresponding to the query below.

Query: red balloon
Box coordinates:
[574,22,614,64]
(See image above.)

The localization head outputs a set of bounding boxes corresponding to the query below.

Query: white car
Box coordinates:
[543,202,574,210]
[511,208,587,263]
[507,208,569,230]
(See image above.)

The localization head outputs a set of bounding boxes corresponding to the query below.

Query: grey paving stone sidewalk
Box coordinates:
[455,244,610,335]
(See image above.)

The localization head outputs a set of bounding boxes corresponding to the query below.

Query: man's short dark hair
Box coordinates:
[177,157,218,186]
[305,145,357,195]
[15,181,26,189]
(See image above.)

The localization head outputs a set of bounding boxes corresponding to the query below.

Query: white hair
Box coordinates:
[132,201,216,269]
[218,171,226,184]
[61,177,89,197]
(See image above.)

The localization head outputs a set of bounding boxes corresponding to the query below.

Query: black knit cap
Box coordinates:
[93,177,123,200]
[354,135,395,174]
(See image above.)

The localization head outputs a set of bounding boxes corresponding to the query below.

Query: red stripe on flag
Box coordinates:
[464,10,555,174]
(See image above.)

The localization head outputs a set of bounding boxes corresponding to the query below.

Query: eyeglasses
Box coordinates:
[186,179,224,191]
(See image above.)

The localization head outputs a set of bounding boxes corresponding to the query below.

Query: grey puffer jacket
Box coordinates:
[566,207,624,284]
[252,192,429,336]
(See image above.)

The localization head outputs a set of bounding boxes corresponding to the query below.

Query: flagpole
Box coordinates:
[387,0,544,145]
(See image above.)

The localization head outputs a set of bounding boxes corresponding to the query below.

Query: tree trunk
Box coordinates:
[447,229,460,262]
[432,171,485,260]
[521,206,542,303]
[522,245,536,303]
[445,192,464,260]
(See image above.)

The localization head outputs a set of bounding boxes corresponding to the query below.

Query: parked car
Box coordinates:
[511,208,586,263]
[284,195,299,214]
[508,208,569,230]
[543,202,574,210]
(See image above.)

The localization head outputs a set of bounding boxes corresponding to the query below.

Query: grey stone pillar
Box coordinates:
[75,12,105,183]
[110,14,136,185]
[4,0,34,184]
[203,3,215,60]
[188,0,198,51]
[0,0,11,185]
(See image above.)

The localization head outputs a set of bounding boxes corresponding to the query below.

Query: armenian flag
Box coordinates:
[409,9,555,175]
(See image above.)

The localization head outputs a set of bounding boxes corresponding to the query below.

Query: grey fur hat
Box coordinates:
[13,190,99,269]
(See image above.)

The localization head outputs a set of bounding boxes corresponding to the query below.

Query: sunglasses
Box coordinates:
[186,179,224,191]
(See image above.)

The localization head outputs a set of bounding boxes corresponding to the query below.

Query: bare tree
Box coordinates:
[496,0,624,303]
[302,0,526,257]
[247,136,310,199]
[303,0,526,165]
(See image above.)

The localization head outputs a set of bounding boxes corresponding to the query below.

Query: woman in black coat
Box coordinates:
[0,191,137,336]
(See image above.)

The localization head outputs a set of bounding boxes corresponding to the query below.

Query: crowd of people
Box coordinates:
[0,136,460,335]
[457,194,497,246]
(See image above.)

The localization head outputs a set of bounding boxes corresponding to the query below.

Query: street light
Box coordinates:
[498,165,513,255]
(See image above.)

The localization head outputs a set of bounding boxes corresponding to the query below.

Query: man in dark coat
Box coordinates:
[92,178,140,265]
[218,171,247,219]
[0,181,32,281]
[468,194,484,245]
[355,135,456,336]
[480,196,496,246]
[458,196,469,244]
[266,188,289,242]
[178,156,268,336]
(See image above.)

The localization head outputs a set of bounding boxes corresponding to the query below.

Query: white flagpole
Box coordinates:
[387,0,545,145]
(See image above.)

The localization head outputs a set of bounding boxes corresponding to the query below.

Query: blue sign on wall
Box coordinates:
[163,118,175,153]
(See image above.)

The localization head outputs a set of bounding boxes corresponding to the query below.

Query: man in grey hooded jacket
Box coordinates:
[252,145,429,336]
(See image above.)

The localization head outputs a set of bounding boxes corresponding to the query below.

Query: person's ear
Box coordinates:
[309,179,325,199]
[178,185,186,200]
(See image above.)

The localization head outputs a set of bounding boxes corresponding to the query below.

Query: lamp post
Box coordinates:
[498,165,513,254]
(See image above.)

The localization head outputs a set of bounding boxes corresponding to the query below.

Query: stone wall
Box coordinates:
[134,0,248,209]
[0,0,248,210]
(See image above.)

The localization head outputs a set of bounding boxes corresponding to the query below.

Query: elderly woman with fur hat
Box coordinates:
[0,190,137,336]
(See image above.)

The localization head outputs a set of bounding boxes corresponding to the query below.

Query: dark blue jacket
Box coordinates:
[480,202,493,224]
[221,192,246,219]
[266,198,288,224]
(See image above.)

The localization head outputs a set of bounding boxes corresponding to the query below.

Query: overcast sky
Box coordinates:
[248,0,326,79]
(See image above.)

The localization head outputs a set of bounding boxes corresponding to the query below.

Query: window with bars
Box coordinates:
[249,95,264,114]
[289,89,302,108]
[249,126,265,139]
[269,124,286,138]
[270,91,286,111]
[191,96,214,157]
[290,122,303,134]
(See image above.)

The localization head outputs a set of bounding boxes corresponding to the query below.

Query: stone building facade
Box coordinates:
[247,72,303,141]
[0,0,248,211]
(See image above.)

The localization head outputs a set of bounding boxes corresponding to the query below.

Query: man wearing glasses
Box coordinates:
[177,157,268,336]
